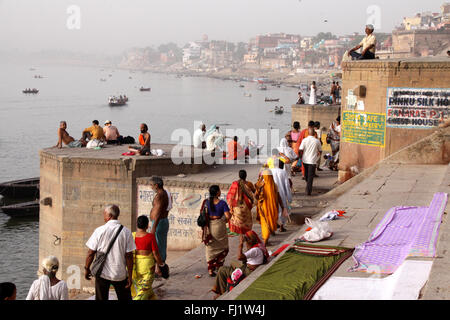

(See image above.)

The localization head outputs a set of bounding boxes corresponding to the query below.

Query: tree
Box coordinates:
[314,32,337,43]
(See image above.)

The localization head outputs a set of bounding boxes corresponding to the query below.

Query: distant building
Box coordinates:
[183,42,202,65]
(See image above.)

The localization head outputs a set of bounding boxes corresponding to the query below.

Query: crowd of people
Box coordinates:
[2,116,342,301]
[193,122,260,160]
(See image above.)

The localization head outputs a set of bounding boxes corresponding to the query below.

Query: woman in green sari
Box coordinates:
[131,215,166,300]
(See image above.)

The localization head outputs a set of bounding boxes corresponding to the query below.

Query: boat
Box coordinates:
[274,106,284,115]
[0,177,40,198]
[34,75,44,79]
[265,98,280,102]
[258,85,267,91]
[140,87,151,92]
[239,84,245,88]
[244,92,252,97]
[108,95,128,106]
[1,200,39,217]
[23,89,39,94]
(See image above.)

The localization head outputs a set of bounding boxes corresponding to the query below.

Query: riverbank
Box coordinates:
[117,64,342,94]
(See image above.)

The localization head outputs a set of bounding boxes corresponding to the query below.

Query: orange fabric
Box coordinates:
[139,134,145,146]
[255,172,280,241]
[299,128,318,176]
[227,140,244,160]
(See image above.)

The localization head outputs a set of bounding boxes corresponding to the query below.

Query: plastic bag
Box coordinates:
[299,218,333,243]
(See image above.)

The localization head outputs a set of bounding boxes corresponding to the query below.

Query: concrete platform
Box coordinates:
[223,163,450,300]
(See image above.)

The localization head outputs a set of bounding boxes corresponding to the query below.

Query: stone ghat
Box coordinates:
[38,143,208,290]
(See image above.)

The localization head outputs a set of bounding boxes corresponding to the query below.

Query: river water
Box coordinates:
[0,61,298,299]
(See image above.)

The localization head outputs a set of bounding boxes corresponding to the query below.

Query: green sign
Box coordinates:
[342,111,386,147]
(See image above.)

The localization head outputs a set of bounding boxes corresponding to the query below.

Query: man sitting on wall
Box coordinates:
[348,24,377,60]
[128,123,151,156]
[103,120,123,145]
[55,121,87,148]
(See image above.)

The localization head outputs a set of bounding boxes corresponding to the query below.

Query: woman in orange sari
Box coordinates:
[254,169,286,246]
[227,170,256,235]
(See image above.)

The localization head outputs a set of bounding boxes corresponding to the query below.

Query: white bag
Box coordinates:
[300,218,333,242]
[86,139,104,149]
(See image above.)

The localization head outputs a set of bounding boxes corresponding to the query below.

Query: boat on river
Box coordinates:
[0,177,40,198]
[23,89,39,94]
[265,98,280,102]
[140,87,151,92]
[1,200,39,217]
[108,95,128,106]
[274,106,285,115]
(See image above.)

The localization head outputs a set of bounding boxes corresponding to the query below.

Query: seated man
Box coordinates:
[128,123,151,156]
[55,121,86,148]
[103,120,123,145]
[211,231,269,299]
[82,120,105,142]
[348,24,376,60]
[226,136,245,161]
[296,92,305,105]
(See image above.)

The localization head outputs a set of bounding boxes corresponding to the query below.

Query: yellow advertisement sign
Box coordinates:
[342,111,386,147]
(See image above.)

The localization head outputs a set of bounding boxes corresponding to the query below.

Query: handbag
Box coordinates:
[197,200,208,228]
[90,225,124,278]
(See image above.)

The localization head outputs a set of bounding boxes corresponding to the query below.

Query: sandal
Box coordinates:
[208,270,217,277]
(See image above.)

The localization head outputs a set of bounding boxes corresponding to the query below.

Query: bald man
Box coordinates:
[299,127,322,196]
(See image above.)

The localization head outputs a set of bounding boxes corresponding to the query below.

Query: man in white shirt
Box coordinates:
[348,24,376,60]
[84,204,136,300]
[299,128,322,196]
[193,123,206,149]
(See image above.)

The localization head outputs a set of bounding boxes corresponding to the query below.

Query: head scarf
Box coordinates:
[245,230,269,262]
[205,124,217,137]
[42,256,59,273]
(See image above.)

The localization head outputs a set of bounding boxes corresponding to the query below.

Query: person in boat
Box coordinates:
[56,121,87,148]
[103,120,123,145]
[82,120,105,143]
[26,256,69,300]
[211,231,269,299]
[128,123,151,155]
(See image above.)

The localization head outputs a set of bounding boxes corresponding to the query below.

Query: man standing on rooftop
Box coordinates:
[348,24,377,60]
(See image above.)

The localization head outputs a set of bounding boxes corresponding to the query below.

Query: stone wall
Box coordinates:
[291,104,340,133]
[339,58,450,182]
[38,145,206,290]
[137,179,232,251]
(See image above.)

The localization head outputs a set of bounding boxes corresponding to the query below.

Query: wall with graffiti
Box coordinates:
[137,183,228,251]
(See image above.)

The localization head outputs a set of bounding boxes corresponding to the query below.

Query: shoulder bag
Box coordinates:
[90,225,124,278]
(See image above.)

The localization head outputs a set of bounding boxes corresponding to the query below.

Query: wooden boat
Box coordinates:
[1,200,39,217]
[23,89,39,94]
[0,177,39,198]
[274,106,285,115]
[109,100,127,107]
[140,87,151,92]
[265,98,280,102]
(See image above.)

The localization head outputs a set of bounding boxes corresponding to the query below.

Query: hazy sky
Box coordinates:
[0,0,445,54]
